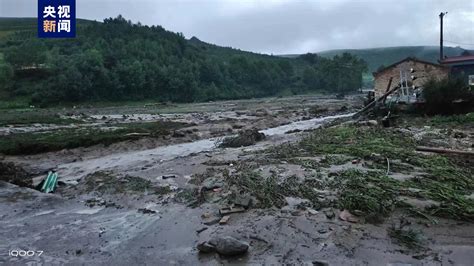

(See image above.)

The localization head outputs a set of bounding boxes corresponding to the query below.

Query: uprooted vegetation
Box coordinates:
[330,170,400,223]
[223,166,323,208]
[388,224,425,251]
[76,171,172,196]
[195,119,473,223]
[274,124,473,221]
[0,121,187,155]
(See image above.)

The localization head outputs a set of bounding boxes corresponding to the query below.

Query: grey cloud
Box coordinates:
[1,0,473,54]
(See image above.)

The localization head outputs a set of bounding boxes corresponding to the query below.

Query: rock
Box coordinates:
[285,129,302,134]
[312,260,329,266]
[201,177,224,190]
[197,241,215,253]
[138,208,157,214]
[209,236,249,256]
[196,227,208,234]
[231,193,252,208]
[172,131,186,137]
[359,120,378,126]
[203,217,221,226]
[453,131,467,138]
[339,105,348,112]
[339,209,359,223]
[219,129,265,148]
[324,209,335,219]
[308,209,319,215]
[291,210,303,216]
[309,105,328,116]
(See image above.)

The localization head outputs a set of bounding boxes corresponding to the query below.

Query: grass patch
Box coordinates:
[0,109,79,126]
[428,112,474,126]
[388,226,425,250]
[398,113,474,128]
[0,121,186,155]
[0,97,31,110]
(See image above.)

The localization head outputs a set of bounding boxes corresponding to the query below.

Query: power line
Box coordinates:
[443,13,474,47]
[444,40,474,47]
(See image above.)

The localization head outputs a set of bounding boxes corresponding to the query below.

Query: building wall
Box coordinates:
[373,60,449,98]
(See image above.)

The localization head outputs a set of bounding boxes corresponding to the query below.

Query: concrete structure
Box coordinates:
[373,57,449,102]
[440,55,474,87]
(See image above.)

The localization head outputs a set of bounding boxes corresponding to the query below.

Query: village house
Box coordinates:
[372,57,449,103]
[440,54,474,87]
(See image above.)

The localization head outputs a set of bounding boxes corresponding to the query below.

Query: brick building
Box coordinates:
[373,57,449,102]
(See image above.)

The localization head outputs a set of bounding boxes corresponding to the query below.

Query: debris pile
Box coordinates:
[197,236,249,256]
[219,129,265,148]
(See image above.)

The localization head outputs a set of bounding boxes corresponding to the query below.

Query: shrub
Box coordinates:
[422,78,472,114]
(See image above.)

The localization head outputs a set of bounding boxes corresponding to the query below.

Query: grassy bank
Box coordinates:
[0,121,187,155]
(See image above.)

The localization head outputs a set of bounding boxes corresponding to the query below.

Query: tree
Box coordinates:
[1,15,368,105]
[4,39,47,68]
[0,61,13,93]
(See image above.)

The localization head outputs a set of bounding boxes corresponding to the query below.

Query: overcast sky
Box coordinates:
[2,0,473,54]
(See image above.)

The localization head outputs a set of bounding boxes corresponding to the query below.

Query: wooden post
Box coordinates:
[352,85,400,118]
[382,77,393,104]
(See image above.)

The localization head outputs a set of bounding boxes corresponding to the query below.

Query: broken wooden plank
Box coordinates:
[353,85,401,118]
[124,133,151,137]
[416,146,474,156]
[219,215,230,225]
[219,206,245,215]
[382,77,393,104]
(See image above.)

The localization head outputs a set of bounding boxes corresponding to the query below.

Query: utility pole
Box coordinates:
[439,12,447,61]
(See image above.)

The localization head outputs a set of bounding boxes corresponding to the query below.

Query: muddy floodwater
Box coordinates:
[1,95,473,265]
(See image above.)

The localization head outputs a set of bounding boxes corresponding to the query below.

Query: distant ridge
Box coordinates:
[281,46,472,72]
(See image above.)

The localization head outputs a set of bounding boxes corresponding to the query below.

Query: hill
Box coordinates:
[0,17,95,40]
[0,16,367,106]
[282,46,471,73]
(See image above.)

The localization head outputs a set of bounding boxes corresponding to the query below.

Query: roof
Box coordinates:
[440,55,474,65]
[373,57,448,77]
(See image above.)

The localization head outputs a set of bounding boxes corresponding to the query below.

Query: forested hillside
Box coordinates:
[282,46,471,73]
[0,16,367,106]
